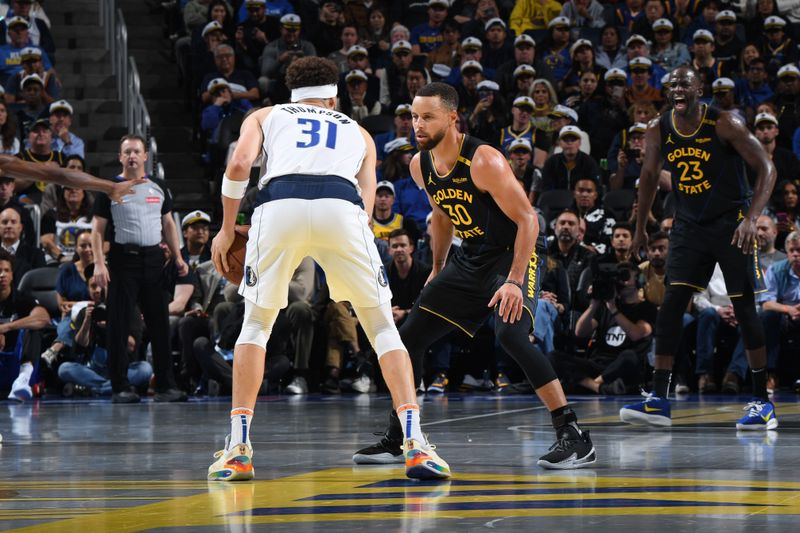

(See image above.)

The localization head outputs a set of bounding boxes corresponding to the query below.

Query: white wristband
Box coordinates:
[221,174,248,199]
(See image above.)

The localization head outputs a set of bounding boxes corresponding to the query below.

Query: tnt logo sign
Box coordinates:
[605,325,626,347]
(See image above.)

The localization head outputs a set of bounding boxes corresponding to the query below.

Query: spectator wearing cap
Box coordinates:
[496,34,552,99]
[735,57,774,119]
[713,10,742,65]
[751,112,800,187]
[444,37,497,87]
[690,29,725,81]
[539,17,573,82]
[235,0,293,26]
[744,0,780,44]
[16,117,65,205]
[560,0,605,29]
[10,73,47,140]
[624,34,667,89]
[410,0,448,55]
[481,18,513,71]
[47,100,83,159]
[3,46,57,105]
[339,46,381,103]
[770,65,800,152]
[377,40,413,107]
[339,69,383,122]
[235,0,277,70]
[457,0,499,39]
[538,126,600,199]
[372,181,403,241]
[562,39,606,98]
[259,14,316,101]
[682,0,722,46]
[627,57,663,107]
[426,18,462,70]
[711,77,743,119]
[0,17,51,84]
[200,78,252,148]
[180,210,212,269]
[595,24,628,71]
[455,60,484,116]
[760,16,798,78]
[186,21,228,95]
[630,0,667,41]
[201,44,259,106]
[609,122,648,190]
[579,68,630,161]
[308,1,344,59]
[549,104,591,155]
[509,0,563,36]
[500,96,549,167]
[0,0,55,60]
[468,80,507,148]
[378,137,415,183]
[650,18,691,72]
[328,25,360,74]
[507,138,536,195]
[374,104,416,165]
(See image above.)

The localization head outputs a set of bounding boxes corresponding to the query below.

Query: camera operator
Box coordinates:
[551,262,657,394]
[609,122,646,190]
[57,266,152,396]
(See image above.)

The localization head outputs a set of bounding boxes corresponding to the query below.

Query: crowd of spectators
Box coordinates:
[2,0,800,401]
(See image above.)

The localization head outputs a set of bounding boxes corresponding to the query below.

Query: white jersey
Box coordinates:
[259,103,366,188]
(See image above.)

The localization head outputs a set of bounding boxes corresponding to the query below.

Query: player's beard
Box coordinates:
[418,126,447,151]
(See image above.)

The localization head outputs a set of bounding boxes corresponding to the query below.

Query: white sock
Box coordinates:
[17,363,33,384]
[397,404,425,443]
[228,407,253,450]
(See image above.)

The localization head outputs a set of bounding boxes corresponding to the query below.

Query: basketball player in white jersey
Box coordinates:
[208,57,450,481]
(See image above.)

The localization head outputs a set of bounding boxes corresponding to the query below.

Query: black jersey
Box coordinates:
[659,104,751,223]
[420,134,517,256]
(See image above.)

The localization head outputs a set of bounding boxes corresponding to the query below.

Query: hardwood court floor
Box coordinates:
[1,393,799,531]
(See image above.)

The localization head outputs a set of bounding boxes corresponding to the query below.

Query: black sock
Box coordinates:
[751,367,769,401]
[653,369,672,398]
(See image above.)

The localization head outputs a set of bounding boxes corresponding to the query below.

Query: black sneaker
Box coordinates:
[353,410,404,464]
[112,390,141,404]
[154,388,189,402]
[537,426,596,470]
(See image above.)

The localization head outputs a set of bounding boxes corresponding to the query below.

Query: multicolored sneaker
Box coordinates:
[619,392,672,427]
[735,400,778,431]
[427,373,448,394]
[404,438,451,480]
[208,436,254,481]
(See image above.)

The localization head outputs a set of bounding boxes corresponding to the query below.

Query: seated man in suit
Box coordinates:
[0,206,45,287]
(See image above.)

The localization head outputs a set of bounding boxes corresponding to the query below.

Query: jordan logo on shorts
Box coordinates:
[245,266,257,287]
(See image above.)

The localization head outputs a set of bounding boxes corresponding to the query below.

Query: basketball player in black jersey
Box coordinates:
[620,66,779,430]
[353,82,596,470]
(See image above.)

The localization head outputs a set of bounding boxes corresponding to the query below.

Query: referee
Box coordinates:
[91,134,189,403]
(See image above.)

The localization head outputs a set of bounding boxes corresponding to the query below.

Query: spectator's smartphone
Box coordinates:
[290,43,301,51]
[777,212,789,224]
[625,148,640,159]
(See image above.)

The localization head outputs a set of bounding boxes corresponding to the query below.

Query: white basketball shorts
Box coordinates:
[239,198,392,309]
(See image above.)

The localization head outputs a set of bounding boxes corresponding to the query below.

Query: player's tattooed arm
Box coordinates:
[409,153,453,275]
[717,111,776,253]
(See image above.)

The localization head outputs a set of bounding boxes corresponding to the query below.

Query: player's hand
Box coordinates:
[94,263,110,290]
[211,227,235,274]
[630,229,648,260]
[175,257,189,277]
[489,282,523,323]
[732,217,757,254]
[109,178,147,203]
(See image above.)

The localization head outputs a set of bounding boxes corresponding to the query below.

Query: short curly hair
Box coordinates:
[285,57,339,90]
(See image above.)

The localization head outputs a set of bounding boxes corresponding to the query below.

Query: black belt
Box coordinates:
[111,242,161,256]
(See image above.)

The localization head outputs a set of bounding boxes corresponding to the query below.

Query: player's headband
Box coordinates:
[290,84,338,102]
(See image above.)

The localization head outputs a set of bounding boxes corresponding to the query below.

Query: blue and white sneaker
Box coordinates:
[735,400,778,431]
[619,392,672,427]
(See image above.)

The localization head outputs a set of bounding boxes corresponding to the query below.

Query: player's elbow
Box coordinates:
[227,157,252,177]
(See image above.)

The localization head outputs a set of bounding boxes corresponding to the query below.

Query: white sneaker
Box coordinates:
[352,375,372,393]
[285,376,308,394]
[416,379,426,394]
[8,374,32,402]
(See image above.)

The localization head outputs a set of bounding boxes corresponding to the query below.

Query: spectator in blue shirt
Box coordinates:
[47,100,84,159]
[735,58,774,117]
[540,17,572,83]
[0,17,51,85]
[3,46,58,104]
[374,103,416,164]
[0,1,56,60]
[236,0,293,25]
[201,78,252,144]
[411,0,448,55]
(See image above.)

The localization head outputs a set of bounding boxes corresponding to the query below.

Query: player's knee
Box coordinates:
[236,301,279,347]
[353,304,406,358]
